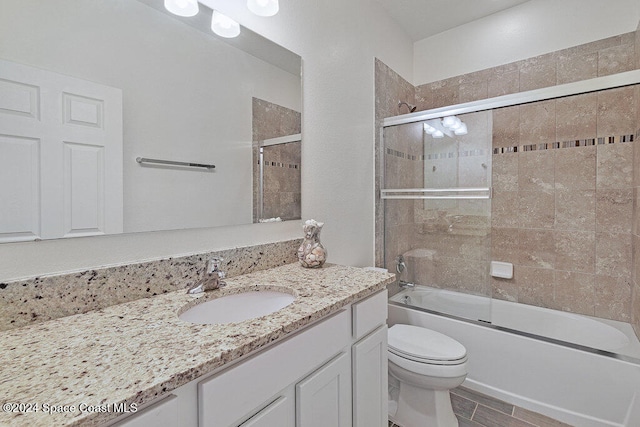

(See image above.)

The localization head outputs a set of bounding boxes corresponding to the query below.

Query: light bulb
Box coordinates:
[449,119,462,130]
[433,130,444,138]
[164,0,199,17]
[247,0,279,16]
[211,10,241,38]
[442,116,456,128]
[454,123,468,135]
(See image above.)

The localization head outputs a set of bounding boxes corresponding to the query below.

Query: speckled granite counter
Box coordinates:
[0,263,394,427]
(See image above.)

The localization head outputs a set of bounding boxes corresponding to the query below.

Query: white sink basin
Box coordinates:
[179,290,296,325]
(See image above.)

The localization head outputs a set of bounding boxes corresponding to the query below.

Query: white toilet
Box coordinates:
[388,324,468,427]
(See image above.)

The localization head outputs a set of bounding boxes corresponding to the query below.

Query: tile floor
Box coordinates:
[389,386,573,427]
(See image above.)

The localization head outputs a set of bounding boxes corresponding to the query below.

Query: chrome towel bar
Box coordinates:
[136,157,215,170]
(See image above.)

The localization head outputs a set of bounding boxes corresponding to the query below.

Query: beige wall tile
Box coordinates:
[633,234,640,285]
[596,142,634,189]
[555,190,596,231]
[597,87,636,137]
[518,229,555,268]
[555,93,597,142]
[596,188,633,234]
[595,275,632,321]
[517,266,555,308]
[598,43,636,76]
[634,187,640,236]
[492,276,518,302]
[487,70,519,98]
[555,230,596,274]
[573,34,625,56]
[632,281,640,337]
[492,106,520,149]
[459,80,488,103]
[491,227,519,264]
[519,100,556,146]
[519,150,554,192]
[555,146,596,191]
[434,256,489,295]
[595,232,632,278]
[520,62,556,91]
[554,271,595,315]
[557,52,598,84]
[491,190,520,228]
[492,154,518,191]
[519,191,555,228]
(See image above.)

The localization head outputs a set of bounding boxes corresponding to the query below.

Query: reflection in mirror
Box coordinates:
[252,98,302,223]
[0,0,301,243]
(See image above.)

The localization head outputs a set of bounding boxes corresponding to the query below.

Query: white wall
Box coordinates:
[0,0,301,234]
[414,0,640,85]
[0,0,412,281]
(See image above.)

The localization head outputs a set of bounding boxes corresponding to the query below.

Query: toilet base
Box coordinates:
[391,381,458,427]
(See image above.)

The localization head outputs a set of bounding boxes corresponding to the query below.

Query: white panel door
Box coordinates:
[296,352,352,427]
[352,325,388,427]
[0,58,123,241]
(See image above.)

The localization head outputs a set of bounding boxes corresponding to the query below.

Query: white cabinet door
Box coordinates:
[352,325,388,427]
[112,395,178,427]
[0,58,123,242]
[239,395,294,427]
[296,352,352,427]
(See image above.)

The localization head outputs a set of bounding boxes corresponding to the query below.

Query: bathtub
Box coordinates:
[389,286,640,427]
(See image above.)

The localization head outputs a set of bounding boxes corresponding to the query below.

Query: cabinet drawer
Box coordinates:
[199,309,350,427]
[352,290,388,340]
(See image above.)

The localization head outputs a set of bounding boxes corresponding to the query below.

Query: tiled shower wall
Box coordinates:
[374,59,416,296]
[633,24,640,338]
[376,26,640,333]
[252,97,301,222]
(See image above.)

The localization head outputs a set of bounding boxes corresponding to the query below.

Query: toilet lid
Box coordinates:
[388,324,467,363]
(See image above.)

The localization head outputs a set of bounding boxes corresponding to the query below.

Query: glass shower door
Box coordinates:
[382,110,493,323]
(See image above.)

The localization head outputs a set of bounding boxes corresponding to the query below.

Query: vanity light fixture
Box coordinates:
[247,0,279,17]
[424,116,468,138]
[166,0,280,39]
[211,10,241,38]
[164,0,199,17]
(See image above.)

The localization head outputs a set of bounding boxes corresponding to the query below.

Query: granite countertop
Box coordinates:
[0,263,394,427]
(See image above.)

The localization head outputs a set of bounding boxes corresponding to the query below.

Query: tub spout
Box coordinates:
[399,280,415,289]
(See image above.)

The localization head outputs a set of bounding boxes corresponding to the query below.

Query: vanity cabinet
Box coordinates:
[106,290,388,427]
[296,352,352,426]
[110,395,178,427]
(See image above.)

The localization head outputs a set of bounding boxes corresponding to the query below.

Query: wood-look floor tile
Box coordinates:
[473,404,536,427]
[453,387,514,415]
[458,415,485,427]
[513,407,574,427]
[451,391,477,419]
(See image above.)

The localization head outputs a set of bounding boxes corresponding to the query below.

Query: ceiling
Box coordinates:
[374,0,532,42]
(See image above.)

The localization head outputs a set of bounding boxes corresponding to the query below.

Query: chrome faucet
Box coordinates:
[187,257,227,294]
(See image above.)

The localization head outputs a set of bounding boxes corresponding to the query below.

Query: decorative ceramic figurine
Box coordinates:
[298,219,327,268]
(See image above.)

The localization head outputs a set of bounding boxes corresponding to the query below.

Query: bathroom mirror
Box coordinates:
[0,0,302,243]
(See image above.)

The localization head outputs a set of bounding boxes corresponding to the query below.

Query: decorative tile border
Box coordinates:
[386,147,487,161]
[493,134,635,155]
[263,160,300,169]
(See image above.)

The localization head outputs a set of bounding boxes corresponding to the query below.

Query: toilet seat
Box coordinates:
[388,324,467,365]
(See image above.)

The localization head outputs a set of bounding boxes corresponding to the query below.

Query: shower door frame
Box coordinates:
[257,133,302,221]
[379,69,640,320]
[380,68,640,241]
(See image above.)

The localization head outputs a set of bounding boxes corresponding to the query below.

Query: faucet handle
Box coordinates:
[205,257,224,274]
